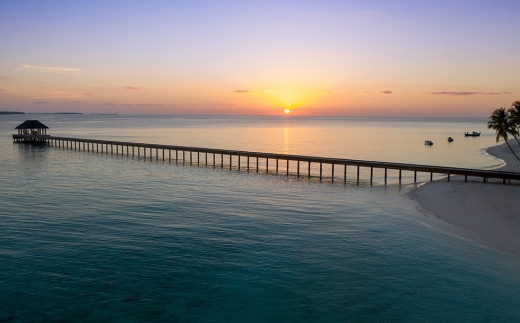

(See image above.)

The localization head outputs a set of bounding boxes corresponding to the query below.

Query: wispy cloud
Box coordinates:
[263,90,277,93]
[234,90,252,93]
[209,101,236,107]
[20,64,82,73]
[0,76,9,79]
[320,91,333,94]
[102,102,162,106]
[0,88,6,92]
[33,101,50,104]
[123,87,141,90]
[379,91,392,94]
[363,92,371,94]
[83,93,93,96]
[429,91,509,96]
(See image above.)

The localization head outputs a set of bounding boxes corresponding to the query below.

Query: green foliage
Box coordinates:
[508,100,520,132]
[488,107,510,142]
[488,104,520,162]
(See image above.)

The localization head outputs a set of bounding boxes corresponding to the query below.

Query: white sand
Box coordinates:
[409,141,520,253]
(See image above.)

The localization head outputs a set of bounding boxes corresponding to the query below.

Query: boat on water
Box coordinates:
[424,140,433,146]
[464,131,481,137]
[447,137,454,142]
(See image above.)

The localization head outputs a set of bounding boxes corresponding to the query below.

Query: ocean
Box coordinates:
[1,114,519,322]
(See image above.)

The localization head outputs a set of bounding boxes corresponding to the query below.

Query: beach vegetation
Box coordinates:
[508,101,520,144]
[487,107,520,162]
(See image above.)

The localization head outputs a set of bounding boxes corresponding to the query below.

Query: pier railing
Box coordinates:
[14,134,520,185]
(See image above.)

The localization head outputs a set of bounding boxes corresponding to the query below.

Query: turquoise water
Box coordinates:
[1,115,519,322]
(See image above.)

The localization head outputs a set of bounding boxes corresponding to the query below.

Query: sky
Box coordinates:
[1,0,519,117]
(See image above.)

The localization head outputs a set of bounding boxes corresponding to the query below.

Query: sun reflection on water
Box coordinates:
[283,127,290,154]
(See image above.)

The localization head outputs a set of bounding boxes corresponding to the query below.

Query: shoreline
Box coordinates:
[409,141,520,253]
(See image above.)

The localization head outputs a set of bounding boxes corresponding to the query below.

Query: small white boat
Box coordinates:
[424,140,433,146]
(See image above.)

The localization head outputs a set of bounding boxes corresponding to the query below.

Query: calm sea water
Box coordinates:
[1,114,519,322]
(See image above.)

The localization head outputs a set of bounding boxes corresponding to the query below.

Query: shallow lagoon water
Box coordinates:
[1,115,519,322]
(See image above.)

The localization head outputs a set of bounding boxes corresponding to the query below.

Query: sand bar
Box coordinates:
[409,141,520,253]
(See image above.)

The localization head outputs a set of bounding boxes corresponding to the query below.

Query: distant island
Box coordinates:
[55,112,83,114]
[92,113,117,115]
[0,111,25,115]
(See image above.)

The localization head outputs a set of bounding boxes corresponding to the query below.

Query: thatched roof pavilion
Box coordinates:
[15,120,49,135]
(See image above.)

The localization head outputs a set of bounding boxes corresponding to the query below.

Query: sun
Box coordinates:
[284,109,290,114]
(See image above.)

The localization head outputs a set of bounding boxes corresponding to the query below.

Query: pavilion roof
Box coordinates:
[15,120,49,129]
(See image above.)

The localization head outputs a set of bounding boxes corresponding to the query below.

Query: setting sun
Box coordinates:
[284,109,290,114]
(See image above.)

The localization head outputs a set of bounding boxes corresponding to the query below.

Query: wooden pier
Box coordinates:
[13,134,520,185]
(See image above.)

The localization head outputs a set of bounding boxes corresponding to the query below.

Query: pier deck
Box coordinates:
[14,134,520,185]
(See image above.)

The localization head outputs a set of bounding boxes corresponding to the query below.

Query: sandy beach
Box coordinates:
[410,141,520,253]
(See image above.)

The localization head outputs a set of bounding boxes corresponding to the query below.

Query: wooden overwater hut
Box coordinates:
[13,120,49,142]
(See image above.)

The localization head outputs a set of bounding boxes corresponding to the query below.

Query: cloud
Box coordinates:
[104,102,163,106]
[209,101,236,107]
[320,91,333,94]
[379,91,392,94]
[171,103,194,107]
[20,64,82,73]
[83,93,93,96]
[429,91,507,96]
[0,88,6,92]
[263,90,277,93]
[0,76,9,79]
[33,101,50,104]
[123,87,141,90]
[234,90,252,93]
[363,92,371,94]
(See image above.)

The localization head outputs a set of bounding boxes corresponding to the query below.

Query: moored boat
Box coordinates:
[424,140,433,146]
[447,137,454,142]
[464,131,481,137]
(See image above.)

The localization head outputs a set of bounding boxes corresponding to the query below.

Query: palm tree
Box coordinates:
[487,107,520,162]
[508,100,520,144]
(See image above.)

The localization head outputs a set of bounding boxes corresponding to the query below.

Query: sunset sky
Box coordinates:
[1,0,519,117]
